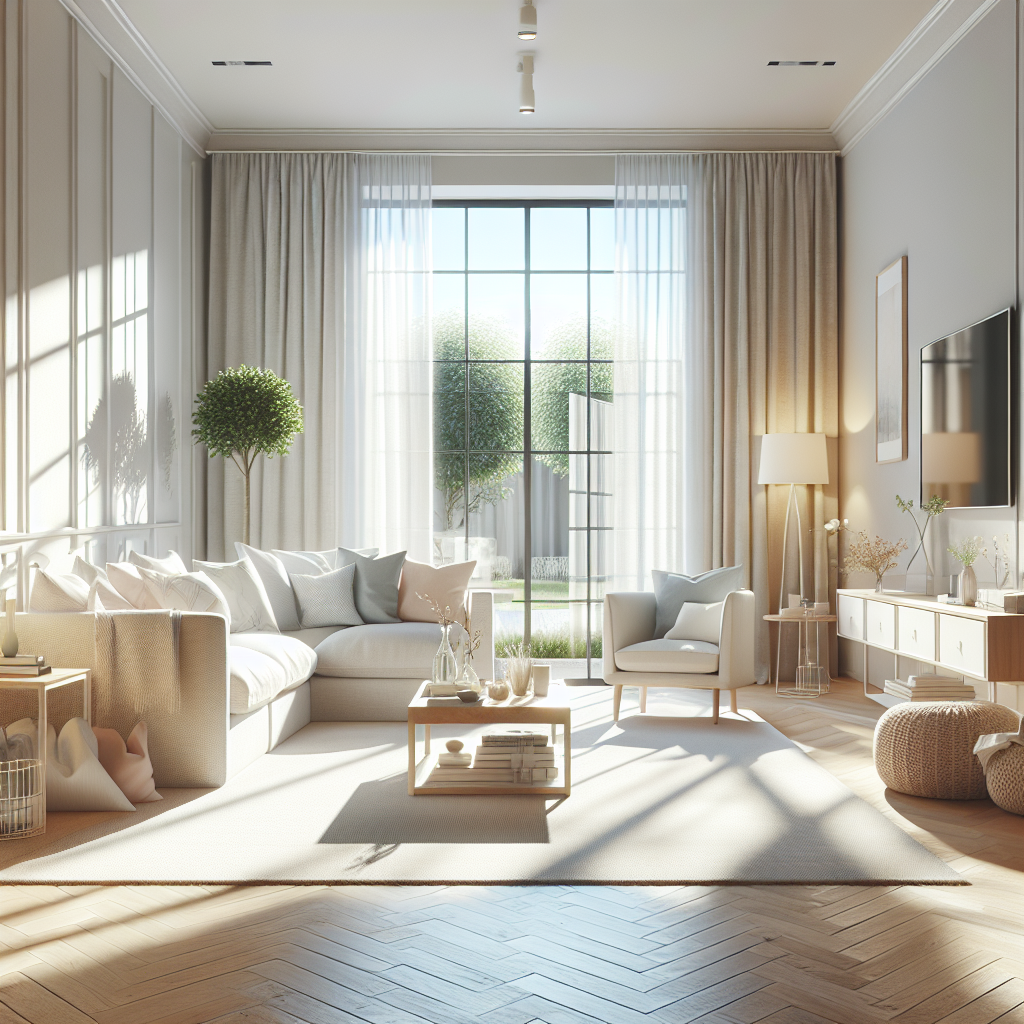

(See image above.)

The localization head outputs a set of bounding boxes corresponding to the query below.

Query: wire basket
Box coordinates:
[0,759,44,840]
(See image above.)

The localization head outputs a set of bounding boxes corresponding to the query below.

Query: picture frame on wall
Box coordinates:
[876,255,908,463]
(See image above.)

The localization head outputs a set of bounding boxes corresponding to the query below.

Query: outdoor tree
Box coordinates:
[434,309,523,531]
[192,365,304,544]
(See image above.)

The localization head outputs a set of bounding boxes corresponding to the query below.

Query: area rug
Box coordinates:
[0,687,961,884]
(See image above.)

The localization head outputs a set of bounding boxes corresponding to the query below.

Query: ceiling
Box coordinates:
[117,0,937,133]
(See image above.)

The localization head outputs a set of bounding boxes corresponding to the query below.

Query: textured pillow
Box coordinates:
[289,564,363,628]
[193,557,279,633]
[72,555,106,586]
[337,548,406,624]
[29,569,90,612]
[665,601,725,644]
[106,562,162,609]
[128,549,188,574]
[398,559,476,624]
[137,567,231,620]
[235,542,301,631]
[92,722,162,803]
[652,565,745,639]
[88,578,135,611]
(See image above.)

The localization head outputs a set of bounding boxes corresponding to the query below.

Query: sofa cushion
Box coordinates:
[652,566,744,638]
[281,626,341,649]
[398,558,475,624]
[314,621,445,678]
[236,543,301,630]
[29,569,90,612]
[290,564,363,628]
[337,548,406,624]
[194,557,279,633]
[228,634,318,714]
[614,639,720,674]
[128,549,188,574]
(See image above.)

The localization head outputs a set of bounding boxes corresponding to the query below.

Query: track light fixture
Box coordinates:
[518,0,537,40]
[518,55,535,114]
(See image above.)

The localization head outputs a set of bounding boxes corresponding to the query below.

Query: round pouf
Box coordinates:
[986,744,1024,815]
[873,701,1020,800]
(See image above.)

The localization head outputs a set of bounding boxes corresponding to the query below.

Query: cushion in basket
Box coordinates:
[614,639,720,674]
[228,634,318,714]
[314,621,463,679]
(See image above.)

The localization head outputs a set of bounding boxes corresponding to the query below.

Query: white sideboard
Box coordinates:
[836,589,1024,707]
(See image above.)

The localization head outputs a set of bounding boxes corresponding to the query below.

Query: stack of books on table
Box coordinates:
[426,731,558,785]
[883,674,975,701]
[0,655,50,677]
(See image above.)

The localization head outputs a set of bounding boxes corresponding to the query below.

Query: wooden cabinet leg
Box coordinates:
[640,686,647,713]
[730,689,738,714]
[613,685,623,721]
[712,689,720,724]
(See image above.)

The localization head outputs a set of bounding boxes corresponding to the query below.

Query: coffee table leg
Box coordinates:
[408,720,416,796]
[424,724,430,757]
[83,670,92,725]
[550,724,556,745]
[38,686,47,830]
[562,716,571,795]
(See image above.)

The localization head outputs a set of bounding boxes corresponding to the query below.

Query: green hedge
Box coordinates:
[496,632,602,659]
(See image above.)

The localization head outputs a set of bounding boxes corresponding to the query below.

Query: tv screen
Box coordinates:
[920,308,1012,509]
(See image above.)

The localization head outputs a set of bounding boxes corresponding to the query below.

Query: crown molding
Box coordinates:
[58,0,212,156]
[831,0,1002,156]
[206,126,839,154]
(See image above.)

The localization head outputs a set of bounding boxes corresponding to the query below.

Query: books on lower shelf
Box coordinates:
[884,674,975,701]
[481,731,549,746]
[426,743,559,785]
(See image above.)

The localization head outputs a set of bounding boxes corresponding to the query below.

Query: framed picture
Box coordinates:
[876,255,908,463]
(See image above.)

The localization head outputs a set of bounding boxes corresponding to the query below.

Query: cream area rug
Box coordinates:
[0,688,960,885]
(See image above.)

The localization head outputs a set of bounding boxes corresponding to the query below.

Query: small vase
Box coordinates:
[960,565,978,607]
[1,598,18,658]
[874,576,885,594]
[432,623,458,686]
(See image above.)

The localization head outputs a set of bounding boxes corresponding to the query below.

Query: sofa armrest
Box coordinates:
[717,590,755,688]
[469,589,494,682]
[603,592,657,675]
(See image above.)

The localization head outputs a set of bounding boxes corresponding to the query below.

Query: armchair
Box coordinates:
[603,589,756,723]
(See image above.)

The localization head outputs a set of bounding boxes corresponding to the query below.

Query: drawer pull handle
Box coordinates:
[912,629,918,641]
[958,640,963,654]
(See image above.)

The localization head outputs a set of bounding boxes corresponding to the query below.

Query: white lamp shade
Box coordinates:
[758,433,829,485]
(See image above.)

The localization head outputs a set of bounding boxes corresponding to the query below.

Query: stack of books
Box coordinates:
[883,674,975,701]
[0,655,50,677]
[425,731,558,785]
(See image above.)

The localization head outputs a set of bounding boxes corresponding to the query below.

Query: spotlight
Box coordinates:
[518,0,537,40]
[518,55,535,113]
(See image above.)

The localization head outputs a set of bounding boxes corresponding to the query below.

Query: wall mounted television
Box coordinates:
[920,307,1013,509]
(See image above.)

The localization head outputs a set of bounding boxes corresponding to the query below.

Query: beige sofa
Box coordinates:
[7,590,493,787]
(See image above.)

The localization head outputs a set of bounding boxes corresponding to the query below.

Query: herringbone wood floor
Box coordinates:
[1,680,1021,1024]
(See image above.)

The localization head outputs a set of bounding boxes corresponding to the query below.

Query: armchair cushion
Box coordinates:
[652,565,744,638]
[665,601,724,643]
[615,639,720,674]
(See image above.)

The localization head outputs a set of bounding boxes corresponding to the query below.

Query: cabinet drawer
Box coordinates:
[866,600,896,650]
[939,615,986,678]
[837,596,864,640]
[898,606,936,660]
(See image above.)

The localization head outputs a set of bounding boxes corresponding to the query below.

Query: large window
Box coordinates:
[432,201,614,679]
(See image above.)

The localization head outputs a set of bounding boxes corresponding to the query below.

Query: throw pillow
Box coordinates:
[88,578,135,611]
[652,565,745,639]
[235,542,301,631]
[128,549,188,574]
[272,549,333,575]
[106,562,162,609]
[137,567,231,620]
[29,569,90,612]
[665,601,725,644]
[193,557,279,634]
[72,555,106,586]
[289,564,363,628]
[337,547,406,624]
[397,559,476,625]
[93,722,162,803]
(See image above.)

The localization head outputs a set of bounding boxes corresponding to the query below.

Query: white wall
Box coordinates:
[0,0,206,594]
[839,0,1021,709]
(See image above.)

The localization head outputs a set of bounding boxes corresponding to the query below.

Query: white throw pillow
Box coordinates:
[137,567,231,620]
[88,578,135,611]
[665,600,725,644]
[397,559,476,624]
[193,557,279,634]
[235,543,301,631]
[29,569,90,612]
[289,564,363,628]
[128,549,188,574]
[272,549,333,575]
[72,555,106,586]
[106,562,161,609]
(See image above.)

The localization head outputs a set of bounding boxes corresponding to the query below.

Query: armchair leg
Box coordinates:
[730,689,738,715]
[712,689,720,724]
[640,686,647,714]
[613,685,623,722]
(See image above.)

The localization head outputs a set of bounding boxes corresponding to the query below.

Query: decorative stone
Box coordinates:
[488,680,510,702]
[445,740,464,753]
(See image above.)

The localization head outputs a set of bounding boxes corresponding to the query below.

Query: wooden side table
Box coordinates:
[0,668,92,832]
[763,615,837,698]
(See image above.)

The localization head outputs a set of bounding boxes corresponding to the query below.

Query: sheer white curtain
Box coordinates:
[206,153,432,561]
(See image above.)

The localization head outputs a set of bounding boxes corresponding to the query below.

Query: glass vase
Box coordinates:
[432,623,458,686]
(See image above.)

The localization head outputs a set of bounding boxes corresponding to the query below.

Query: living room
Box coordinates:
[0,1,1022,1021]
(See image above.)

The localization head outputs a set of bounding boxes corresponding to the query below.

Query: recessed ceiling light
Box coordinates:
[211,61,273,66]
[518,55,535,113]
[518,1,537,40]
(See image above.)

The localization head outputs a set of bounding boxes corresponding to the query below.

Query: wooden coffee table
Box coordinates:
[407,681,571,797]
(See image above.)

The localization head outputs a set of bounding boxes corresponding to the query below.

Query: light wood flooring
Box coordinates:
[0,679,1021,1024]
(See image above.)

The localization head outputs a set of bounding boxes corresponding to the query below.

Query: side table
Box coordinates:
[763,614,836,698]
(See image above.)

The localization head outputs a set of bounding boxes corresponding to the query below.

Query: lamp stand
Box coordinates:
[775,483,807,689]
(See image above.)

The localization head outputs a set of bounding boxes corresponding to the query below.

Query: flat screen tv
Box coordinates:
[920,308,1012,509]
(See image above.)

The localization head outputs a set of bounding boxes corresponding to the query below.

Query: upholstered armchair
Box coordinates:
[603,590,756,724]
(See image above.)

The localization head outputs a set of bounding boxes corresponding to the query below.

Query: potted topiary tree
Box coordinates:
[192,365,304,545]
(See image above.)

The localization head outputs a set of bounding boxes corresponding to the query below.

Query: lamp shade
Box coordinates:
[758,433,829,485]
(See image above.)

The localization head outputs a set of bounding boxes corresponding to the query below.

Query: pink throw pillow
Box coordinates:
[92,722,162,804]
[397,559,476,624]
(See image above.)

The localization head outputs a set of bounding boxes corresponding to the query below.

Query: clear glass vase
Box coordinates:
[432,623,458,686]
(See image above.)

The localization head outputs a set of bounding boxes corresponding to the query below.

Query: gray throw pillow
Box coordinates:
[289,564,363,628]
[337,547,406,624]
[652,565,745,639]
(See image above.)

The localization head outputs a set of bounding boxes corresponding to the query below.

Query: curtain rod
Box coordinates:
[205,149,841,156]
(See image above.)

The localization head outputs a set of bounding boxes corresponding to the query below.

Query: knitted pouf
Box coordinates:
[873,701,1020,800]
[986,744,1024,816]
